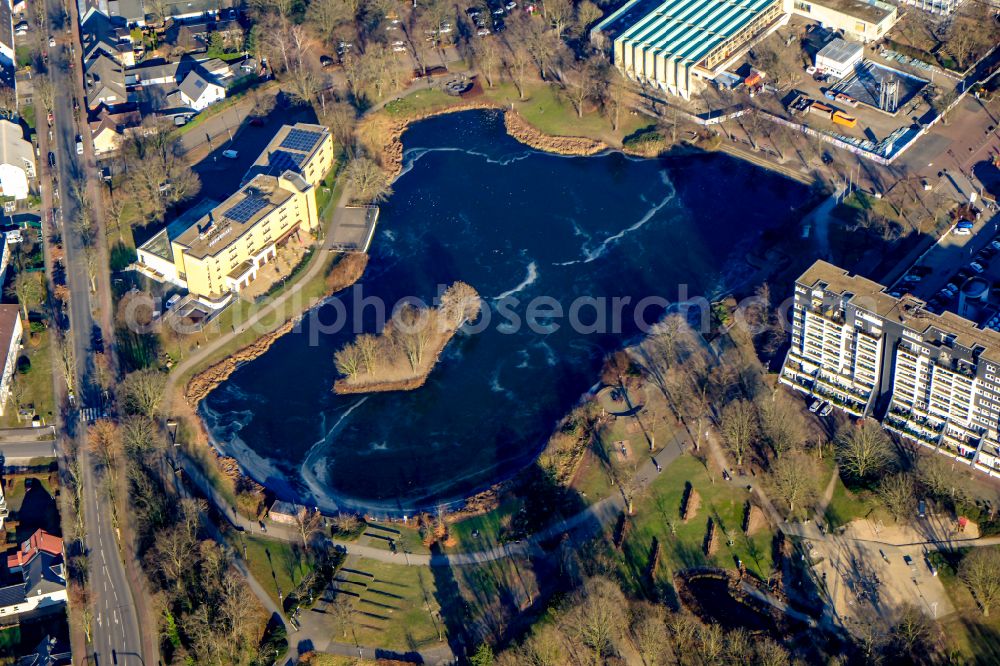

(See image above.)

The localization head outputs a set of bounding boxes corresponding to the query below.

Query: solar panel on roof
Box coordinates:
[280,128,322,153]
[269,149,306,173]
[224,195,268,223]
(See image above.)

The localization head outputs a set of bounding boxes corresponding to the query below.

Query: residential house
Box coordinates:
[176,68,224,111]
[0,530,66,623]
[0,0,13,69]
[0,303,22,415]
[0,119,34,201]
[268,500,302,524]
[109,0,234,26]
[15,634,72,666]
[89,110,141,155]
[84,53,129,112]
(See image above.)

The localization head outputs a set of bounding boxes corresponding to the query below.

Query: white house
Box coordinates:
[0,530,66,623]
[0,304,22,416]
[0,120,35,201]
[177,69,225,111]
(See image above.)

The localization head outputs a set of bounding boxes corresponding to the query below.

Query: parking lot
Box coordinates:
[890,211,1000,321]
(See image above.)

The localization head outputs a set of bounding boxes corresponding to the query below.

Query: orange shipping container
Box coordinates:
[832,111,857,127]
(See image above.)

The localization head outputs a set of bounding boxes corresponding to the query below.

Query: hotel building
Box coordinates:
[136,123,334,300]
[781,260,1000,476]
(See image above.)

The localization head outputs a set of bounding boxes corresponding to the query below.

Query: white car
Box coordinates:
[809,399,821,413]
[970,262,985,273]
[991,240,1000,250]
[505,0,517,8]
[477,27,490,36]
[820,403,833,417]
[954,227,971,235]
[48,36,55,47]
[392,44,407,52]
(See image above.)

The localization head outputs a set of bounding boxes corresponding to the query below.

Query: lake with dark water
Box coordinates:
[200,110,811,513]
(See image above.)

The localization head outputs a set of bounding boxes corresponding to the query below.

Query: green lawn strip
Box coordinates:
[929,546,1000,662]
[616,454,774,595]
[2,329,55,428]
[344,557,444,651]
[356,520,429,555]
[240,534,314,608]
[447,499,522,552]
[382,88,465,118]
[823,474,880,528]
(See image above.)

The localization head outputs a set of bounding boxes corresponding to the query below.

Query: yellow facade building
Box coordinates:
[137,123,334,300]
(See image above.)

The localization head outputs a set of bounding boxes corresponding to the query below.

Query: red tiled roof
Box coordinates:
[6,529,63,570]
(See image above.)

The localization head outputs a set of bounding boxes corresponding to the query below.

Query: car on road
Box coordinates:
[904,554,914,570]
[47,151,55,167]
[75,135,83,154]
[222,149,239,159]
[48,36,55,47]
[925,556,938,576]
[819,403,833,417]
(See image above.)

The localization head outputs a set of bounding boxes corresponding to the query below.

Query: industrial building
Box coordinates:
[595,0,786,99]
[780,260,1000,478]
[595,0,898,98]
[814,38,863,79]
[136,124,333,300]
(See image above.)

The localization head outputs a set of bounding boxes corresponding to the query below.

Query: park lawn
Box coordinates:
[929,547,1000,663]
[343,557,445,652]
[241,535,314,607]
[382,88,466,118]
[570,448,616,505]
[357,520,429,555]
[615,454,775,596]
[483,82,652,143]
[823,473,880,528]
[1,328,56,429]
[447,499,522,552]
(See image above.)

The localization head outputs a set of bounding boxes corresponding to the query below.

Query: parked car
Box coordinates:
[809,399,821,413]
[954,227,971,235]
[970,262,985,273]
[819,403,833,417]
[991,240,1000,250]
[75,135,83,154]
[48,151,55,167]
[222,149,239,159]
[925,556,938,576]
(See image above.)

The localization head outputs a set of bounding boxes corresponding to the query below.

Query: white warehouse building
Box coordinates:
[815,38,863,80]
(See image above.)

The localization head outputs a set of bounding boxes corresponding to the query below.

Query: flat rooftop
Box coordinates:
[139,198,220,261]
[799,260,1000,364]
[816,0,894,24]
[243,122,330,185]
[604,0,780,68]
[175,175,297,260]
[816,38,863,65]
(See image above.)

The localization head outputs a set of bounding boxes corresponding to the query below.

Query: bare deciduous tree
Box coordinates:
[345,156,393,204]
[878,472,916,522]
[836,419,894,481]
[720,399,757,467]
[770,452,817,519]
[118,368,167,418]
[961,547,1000,617]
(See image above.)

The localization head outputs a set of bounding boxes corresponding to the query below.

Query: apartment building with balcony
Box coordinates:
[780,260,1000,477]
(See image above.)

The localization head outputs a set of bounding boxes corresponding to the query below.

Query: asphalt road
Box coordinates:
[43,0,146,662]
[0,426,57,462]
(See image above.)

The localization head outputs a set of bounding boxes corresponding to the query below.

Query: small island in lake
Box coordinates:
[333,281,482,394]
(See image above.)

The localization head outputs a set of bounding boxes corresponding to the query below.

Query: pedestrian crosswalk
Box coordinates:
[79,407,107,423]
